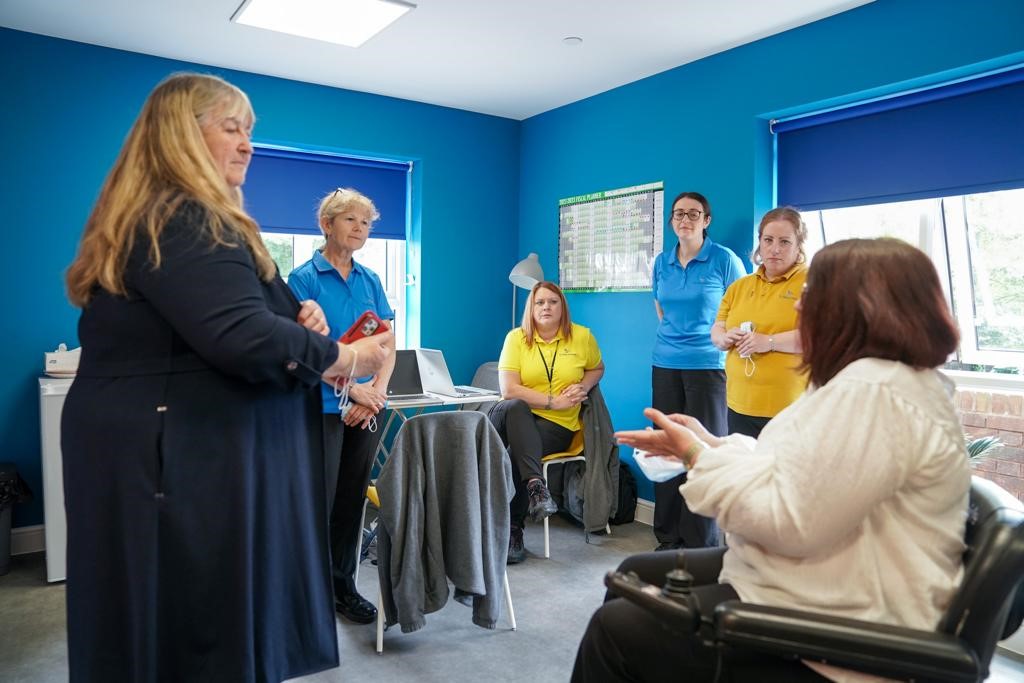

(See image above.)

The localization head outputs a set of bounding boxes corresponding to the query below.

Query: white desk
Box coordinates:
[374,392,501,467]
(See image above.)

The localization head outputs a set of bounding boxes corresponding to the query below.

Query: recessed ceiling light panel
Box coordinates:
[232,0,415,48]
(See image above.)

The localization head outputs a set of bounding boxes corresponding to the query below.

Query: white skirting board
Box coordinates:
[11,524,45,556]
[635,498,654,526]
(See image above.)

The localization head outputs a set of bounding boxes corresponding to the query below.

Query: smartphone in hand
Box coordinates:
[340,310,389,344]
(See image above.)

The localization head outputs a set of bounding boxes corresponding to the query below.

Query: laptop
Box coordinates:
[386,350,431,401]
[415,348,499,398]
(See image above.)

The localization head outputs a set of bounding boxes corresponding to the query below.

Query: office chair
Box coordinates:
[459,361,500,412]
[606,476,1024,682]
[373,411,517,653]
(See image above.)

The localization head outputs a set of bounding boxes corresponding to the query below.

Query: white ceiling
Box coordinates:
[0,0,873,120]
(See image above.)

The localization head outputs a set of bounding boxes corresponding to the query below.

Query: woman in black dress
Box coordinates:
[61,72,391,683]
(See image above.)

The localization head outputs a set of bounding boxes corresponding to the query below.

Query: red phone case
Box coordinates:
[340,310,388,344]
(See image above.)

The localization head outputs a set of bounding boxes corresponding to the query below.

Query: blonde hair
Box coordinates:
[66,72,276,306]
[521,281,573,348]
[317,187,380,235]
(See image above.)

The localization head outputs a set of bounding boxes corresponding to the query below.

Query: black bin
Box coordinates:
[0,462,32,576]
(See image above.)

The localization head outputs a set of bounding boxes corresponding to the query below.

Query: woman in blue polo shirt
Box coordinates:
[288,187,396,625]
[650,191,744,551]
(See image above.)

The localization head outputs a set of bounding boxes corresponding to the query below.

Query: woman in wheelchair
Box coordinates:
[487,281,604,563]
[573,238,969,682]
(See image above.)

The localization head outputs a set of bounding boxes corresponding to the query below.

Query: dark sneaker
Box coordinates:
[335,590,378,624]
[655,541,681,552]
[526,479,558,522]
[507,525,526,564]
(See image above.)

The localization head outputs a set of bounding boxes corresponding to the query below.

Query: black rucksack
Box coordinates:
[609,462,637,525]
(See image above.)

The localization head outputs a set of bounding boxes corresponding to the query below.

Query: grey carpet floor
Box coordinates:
[0,516,652,683]
[3,516,1023,682]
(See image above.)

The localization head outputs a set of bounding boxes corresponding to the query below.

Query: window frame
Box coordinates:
[801,190,1024,373]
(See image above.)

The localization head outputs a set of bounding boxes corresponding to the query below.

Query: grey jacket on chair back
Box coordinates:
[578,384,620,532]
[376,411,514,633]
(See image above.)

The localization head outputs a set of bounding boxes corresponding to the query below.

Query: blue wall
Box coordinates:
[5,0,1024,527]
[519,0,1024,500]
[0,28,520,527]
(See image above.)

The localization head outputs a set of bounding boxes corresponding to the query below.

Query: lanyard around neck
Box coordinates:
[538,340,559,395]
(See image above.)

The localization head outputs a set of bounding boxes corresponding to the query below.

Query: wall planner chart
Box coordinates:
[558,181,663,293]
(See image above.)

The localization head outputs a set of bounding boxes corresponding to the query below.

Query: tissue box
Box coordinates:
[44,344,81,377]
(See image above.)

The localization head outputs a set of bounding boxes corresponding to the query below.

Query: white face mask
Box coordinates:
[334,377,377,433]
[632,448,687,483]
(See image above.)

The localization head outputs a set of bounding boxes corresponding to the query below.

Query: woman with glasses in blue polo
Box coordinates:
[650,191,744,551]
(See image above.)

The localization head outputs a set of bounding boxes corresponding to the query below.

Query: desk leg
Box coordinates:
[373,407,429,469]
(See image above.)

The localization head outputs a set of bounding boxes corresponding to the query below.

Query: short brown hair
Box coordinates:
[521,281,573,348]
[799,238,959,387]
[752,206,808,266]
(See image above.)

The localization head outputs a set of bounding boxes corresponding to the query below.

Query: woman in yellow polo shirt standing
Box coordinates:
[711,207,809,437]
[488,281,604,563]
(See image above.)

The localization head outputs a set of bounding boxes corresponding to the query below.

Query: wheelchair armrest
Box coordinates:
[604,571,700,634]
[714,601,980,683]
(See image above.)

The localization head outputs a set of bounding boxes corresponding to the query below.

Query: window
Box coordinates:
[265,232,408,347]
[244,145,411,346]
[799,188,1024,373]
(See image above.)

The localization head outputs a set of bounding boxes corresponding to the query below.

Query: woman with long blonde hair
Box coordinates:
[62,72,390,682]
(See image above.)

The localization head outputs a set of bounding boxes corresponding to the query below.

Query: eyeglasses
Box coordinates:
[671,209,705,222]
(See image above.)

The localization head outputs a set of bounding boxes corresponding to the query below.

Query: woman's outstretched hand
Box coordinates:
[614,408,699,461]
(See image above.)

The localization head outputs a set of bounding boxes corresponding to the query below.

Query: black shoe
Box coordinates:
[526,479,558,522]
[507,525,526,565]
[655,541,681,552]
[335,591,377,624]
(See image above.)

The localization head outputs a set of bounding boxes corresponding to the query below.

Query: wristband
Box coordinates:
[682,441,705,469]
[768,336,775,352]
[545,394,553,410]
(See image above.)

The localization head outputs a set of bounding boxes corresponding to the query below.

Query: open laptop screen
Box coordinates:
[386,350,425,398]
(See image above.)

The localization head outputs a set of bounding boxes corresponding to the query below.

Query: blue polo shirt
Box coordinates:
[652,238,745,370]
[288,250,394,414]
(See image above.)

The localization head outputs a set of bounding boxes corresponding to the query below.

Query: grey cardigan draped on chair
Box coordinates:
[376,411,514,633]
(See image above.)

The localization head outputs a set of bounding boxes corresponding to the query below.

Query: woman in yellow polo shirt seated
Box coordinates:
[487,281,604,564]
[710,207,809,437]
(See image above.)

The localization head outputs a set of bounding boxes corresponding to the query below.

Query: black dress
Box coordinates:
[61,202,341,683]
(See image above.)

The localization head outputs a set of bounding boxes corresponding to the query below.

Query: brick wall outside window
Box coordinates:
[957,389,1024,501]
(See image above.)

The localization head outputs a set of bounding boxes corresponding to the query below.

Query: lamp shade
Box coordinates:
[509,253,544,290]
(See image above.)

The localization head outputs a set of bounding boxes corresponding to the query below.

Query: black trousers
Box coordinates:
[572,547,829,682]
[486,398,574,527]
[322,413,383,595]
[651,367,727,548]
[726,408,771,439]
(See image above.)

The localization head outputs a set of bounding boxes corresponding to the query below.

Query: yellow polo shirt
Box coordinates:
[716,264,808,418]
[498,322,602,432]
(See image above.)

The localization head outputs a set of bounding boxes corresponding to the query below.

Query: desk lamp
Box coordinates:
[508,253,544,328]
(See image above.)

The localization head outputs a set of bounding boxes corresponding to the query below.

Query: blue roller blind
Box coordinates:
[244,146,409,240]
[776,67,1024,210]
